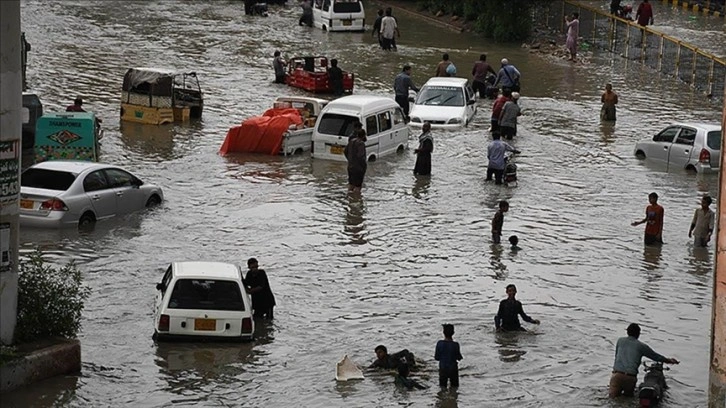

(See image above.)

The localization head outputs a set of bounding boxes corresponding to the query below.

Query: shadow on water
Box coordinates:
[495,331,528,363]
[435,388,459,408]
[344,194,367,245]
[0,375,79,408]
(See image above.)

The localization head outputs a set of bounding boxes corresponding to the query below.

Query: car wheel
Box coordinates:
[78,212,96,230]
[146,195,162,208]
[685,165,697,173]
[367,155,377,162]
[635,150,646,159]
[396,145,405,153]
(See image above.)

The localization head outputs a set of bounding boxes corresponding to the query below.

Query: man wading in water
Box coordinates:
[631,192,664,245]
[494,284,540,332]
[413,122,433,176]
[344,129,367,193]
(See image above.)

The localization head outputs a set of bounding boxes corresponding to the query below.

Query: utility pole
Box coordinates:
[0,0,21,345]
[710,83,726,407]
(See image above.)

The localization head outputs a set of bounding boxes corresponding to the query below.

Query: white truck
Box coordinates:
[276,96,329,155]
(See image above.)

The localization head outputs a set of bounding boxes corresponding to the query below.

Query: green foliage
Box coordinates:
[416,0,552,42]
[15,251,90,343]
[0,345,17,365]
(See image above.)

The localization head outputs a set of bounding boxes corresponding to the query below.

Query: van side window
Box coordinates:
[366,115,379,136]
[653,127,678,143]
[323,0,330,11]
[675,128,696,145]
[314,0,322,8]
[378,111,392,132]
[392,108,405,125]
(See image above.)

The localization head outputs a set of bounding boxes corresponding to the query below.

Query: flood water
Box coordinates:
[6,1,724,407]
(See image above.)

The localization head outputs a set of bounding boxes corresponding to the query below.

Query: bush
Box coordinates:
[15,251,90,343]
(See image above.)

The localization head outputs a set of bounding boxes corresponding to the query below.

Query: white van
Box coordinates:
[311,95,409,162]
[313,0,365,32]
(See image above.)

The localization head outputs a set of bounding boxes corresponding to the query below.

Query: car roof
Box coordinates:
[172,262,241,279]
[422,77,469,87]
[29,160,113,173]
[276,96,328,105]
[675,122,722,132]
[324,95,399,116]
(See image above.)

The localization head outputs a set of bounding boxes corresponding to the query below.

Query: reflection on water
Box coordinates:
[495,332,529,363]
[119,121,178,160]
[435,387,459,408]
[344,196,367,245]
[0,374,78,408]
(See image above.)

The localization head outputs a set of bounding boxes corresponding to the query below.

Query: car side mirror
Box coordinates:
[156,282,165,291]
[467,99,476,105]
[132,177,143,188]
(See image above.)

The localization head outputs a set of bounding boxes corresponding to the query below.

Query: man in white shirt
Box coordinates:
[688,195,715,247]
[380,8,399,51]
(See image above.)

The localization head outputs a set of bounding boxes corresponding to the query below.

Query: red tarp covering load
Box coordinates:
[219,108,303,155]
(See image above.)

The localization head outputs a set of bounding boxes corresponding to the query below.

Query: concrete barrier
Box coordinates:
[0,338,81,393]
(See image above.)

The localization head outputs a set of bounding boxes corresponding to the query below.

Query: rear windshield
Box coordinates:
[416,86,465,107]
[317,113,358,136]
[21,168,76,191]
[333,0,361,13]
[168,279,245,311]
[707,130,721,150]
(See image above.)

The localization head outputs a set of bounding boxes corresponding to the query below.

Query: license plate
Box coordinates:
[20,199,33,209]
[194,318,216,331]
[342,19,352,26]
[330,145,344,155]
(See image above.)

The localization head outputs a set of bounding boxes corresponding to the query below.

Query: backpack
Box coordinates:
[446,63,457,76]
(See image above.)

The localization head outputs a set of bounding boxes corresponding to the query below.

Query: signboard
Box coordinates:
[0,140,20,206]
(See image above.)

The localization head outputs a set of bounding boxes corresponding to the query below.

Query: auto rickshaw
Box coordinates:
[34,112,102,163]
[120,68,203,125]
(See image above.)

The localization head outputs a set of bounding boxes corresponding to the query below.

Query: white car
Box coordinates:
[409,77,478,128]
[19,160,163,229]
[634,122,722,173]
[153,262,255,341]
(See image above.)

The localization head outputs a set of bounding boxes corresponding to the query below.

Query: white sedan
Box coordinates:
[409,77,477,128]
[634,122,721,173]
[19,160,163,229]
[153,262,255,342]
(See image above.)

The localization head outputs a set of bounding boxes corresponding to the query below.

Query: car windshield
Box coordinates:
[168,279,245,311]
[416,86,465,107]
[21,168,76,191]
[317,113,358,136]
[706,130,721,150]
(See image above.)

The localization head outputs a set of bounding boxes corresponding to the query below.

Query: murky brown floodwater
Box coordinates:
[5,1,723,407]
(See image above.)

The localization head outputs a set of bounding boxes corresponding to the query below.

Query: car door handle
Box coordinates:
[684,150,689,154]
[91,195,101,200]
[663,146,669,149]
[116,192,124,197]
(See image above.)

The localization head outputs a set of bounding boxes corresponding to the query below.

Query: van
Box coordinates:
[311,95,409,162]
[313,0,365,32]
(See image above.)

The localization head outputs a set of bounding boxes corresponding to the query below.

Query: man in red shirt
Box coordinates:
[490,89,512,134]
[631,192,664,245]
[635,0,654,27]
[66,97,85,112]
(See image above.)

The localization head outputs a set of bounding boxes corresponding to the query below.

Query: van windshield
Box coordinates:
[317,113,358,136]
[416,86,465,107]
[333,0,361,13]
[168,279,246,311]
[707,130,721,150]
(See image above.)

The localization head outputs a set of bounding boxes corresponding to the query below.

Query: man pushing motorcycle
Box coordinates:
[609,323,679,399]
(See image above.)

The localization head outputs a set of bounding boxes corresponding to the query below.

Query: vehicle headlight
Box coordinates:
[410,117,422,123]
[447,118,462,124]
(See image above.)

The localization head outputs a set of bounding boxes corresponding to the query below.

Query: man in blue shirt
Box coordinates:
[494,58,521,92]
[486,132,519,185]
[609,323,679,398]
[394,65,419,122]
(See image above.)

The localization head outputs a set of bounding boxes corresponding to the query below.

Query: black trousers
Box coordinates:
[395,94,410,118]
[253,306,274,320]
[486,167,504,185]
[439,367,459,387]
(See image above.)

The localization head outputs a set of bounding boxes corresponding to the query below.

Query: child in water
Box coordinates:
[394,363,426,390]
[434,324,463,388]
[509,235,521,251]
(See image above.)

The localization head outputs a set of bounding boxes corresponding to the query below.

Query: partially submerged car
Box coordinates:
[121,68,203,125]
[19,160,163,229]
[409,77,477,128]
[634,122,721,173]
[153,262,254,342]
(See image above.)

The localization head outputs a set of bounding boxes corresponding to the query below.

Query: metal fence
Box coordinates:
[535,1,725,99]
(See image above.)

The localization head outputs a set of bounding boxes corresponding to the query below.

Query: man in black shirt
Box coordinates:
[369,345,416,369]
[244,258,276,319]
[372,9,384,48]
[495,284,540,332]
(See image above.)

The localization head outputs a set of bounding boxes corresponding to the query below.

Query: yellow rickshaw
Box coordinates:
[120,68,204,125]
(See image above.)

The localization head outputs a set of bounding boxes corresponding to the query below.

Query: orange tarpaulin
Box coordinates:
[219,108,304,155]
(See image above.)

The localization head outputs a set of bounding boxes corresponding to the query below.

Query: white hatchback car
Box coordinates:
[19,160,163,228]
[409,77,477,128]
[634,123,722,173]
[153,262,255,342]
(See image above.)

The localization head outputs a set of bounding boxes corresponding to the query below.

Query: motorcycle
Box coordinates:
[638,361,669,407]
